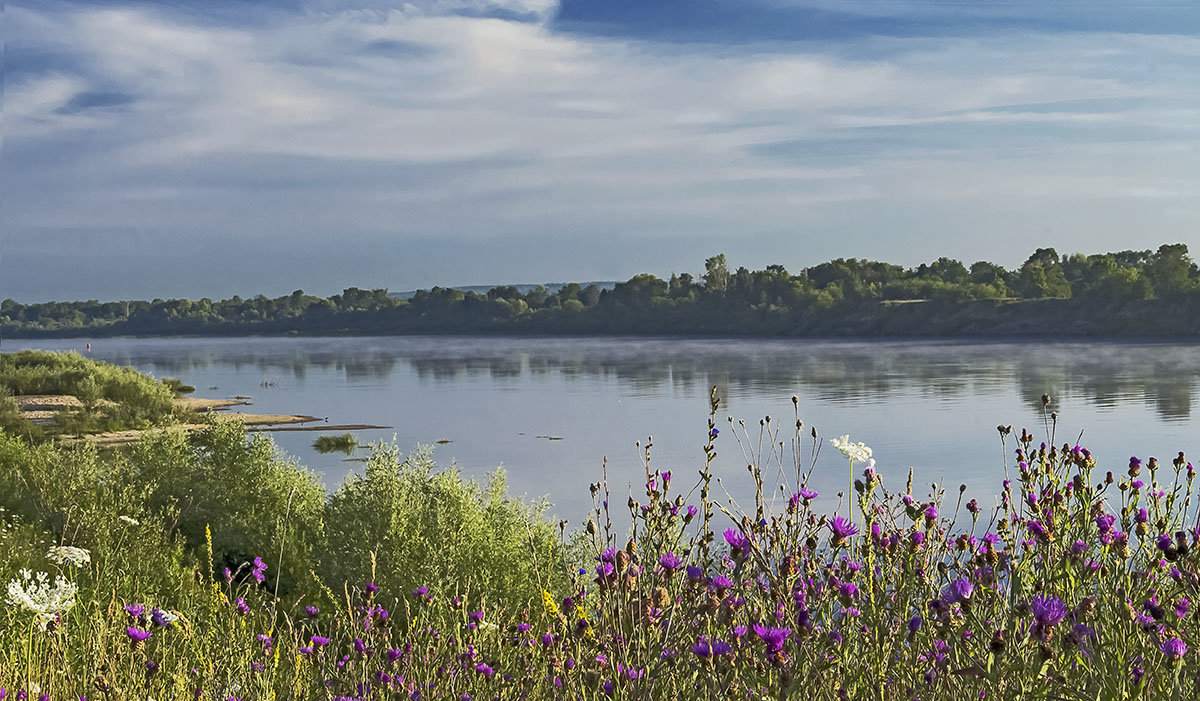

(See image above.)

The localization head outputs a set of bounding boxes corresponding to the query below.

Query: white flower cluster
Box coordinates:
[46,545,91,568]
[119,515,140,526]
[6,569,78,624]
[830,435,874,465]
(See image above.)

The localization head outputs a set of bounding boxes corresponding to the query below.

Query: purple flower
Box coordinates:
[365,582,379,595]
[150,609,174,627]
[723,528,750,552]
[692,638,732,658]
[412,586,429,597]
[311,636,330,647]
[126,627,152,644]
[942,579,974,605]
[1162,637,1188,659]
[1070,540,1088,555]
[659,552,682,571]
[710,575,734,591]
[124,603,145,620]
[685,505,698,520]
[800,487,819,500]
[250,557,267,584]
[838,582,859,599]
[828,516,859,543]
[924,505,938,521]
[910,531,925,548]
[908,615,922,632]
[752,624,791,654]
[1177,597,1191,619]
[1030,595,1067,628]
[686,566,704,581]
[1135,508,1149,524]
[305,605,319,618]
[234,598,250,616]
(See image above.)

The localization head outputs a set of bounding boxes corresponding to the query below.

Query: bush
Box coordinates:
[129,417,327,596]
[0,350,181,432]
[322,443,567,611]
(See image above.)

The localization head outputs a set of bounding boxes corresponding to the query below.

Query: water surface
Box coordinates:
[7,336,1199,523]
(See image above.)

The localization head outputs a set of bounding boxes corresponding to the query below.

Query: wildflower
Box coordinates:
[1030,595,1067,629]
[311,636,330,647]
[685,505,698,521]
[365,582,378,595]
[908,615,922,633]
[710,575,734,591]
[692,638,731,659]
[924,505,938,522]
[6,570,77,626]
[831,435,872,464]
[659,552,682,571]
[46,546,91,568]
[1161,637,1187,660]
[686,566,703,581]
[126,627,152,646]
[942,579,974,605]
[124,603,145,620]
[723,528,750,554]
[305,605,320,618]
[151,608,178,627]
[234,598,250,615]
[411,586,429,597]
[250,557,267,584]
[828,516,858,545]
[1177,597,1191,619]
[753,624,791,654]
[118,516,140,526]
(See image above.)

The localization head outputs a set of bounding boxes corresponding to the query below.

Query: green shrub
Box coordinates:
[0,350,181,432]
[313,432,357,454]
[322,443,567,611]
[129,417,327,596]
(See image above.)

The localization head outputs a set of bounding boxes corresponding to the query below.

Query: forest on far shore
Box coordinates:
[5,244,1200,338]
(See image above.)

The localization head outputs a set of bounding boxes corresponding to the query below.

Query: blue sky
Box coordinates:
[5,0,1200,301]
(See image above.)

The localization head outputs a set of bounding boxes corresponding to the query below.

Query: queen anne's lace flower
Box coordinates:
[830,435,873,465]
[46,546,91,568]
[6,569,78,625]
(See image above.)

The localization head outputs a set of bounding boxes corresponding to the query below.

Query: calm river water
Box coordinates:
[7,336,1200,524]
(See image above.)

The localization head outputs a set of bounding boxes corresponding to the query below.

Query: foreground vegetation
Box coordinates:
[5,243,1200,338]
[5,376,1200,696]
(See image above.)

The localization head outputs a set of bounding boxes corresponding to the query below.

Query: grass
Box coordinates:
[6,364,1200,697]
[0,350,189,435]
[312,432,357,454]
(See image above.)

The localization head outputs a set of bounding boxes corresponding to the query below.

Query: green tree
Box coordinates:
[703,254,730,293]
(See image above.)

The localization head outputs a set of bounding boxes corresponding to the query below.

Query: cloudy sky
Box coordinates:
[5,0,1200,302]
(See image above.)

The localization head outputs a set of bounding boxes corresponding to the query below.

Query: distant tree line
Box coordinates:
[5,244,1200,338]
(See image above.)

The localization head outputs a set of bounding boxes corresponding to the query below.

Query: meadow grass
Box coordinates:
[3,388,1200,699]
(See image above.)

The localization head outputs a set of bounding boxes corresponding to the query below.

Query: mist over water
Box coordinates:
[8,336,1200,524]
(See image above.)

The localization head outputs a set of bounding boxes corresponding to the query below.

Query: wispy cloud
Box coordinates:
[5,1,1200,300]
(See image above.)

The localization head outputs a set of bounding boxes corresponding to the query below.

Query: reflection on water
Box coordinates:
[63,337,1199,421]
[6,336,1200,522]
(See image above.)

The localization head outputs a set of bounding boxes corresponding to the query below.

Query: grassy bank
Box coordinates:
[5,362,1200,697]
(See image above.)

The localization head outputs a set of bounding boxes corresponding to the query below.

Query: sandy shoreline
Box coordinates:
[16,394,352,447]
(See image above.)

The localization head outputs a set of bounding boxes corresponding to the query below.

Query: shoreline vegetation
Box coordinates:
[6,244,1200,340]
[5,360,1200,696]
[0,350,372,446]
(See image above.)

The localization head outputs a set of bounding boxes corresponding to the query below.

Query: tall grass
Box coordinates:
[5,388,1200,698]
[0,350,185,433]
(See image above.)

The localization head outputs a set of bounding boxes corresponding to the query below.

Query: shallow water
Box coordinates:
[7,335,1200,524]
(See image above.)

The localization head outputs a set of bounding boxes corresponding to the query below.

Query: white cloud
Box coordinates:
[6,0,1200,299]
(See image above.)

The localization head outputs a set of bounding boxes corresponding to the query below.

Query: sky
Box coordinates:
[5,0,1200,302]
